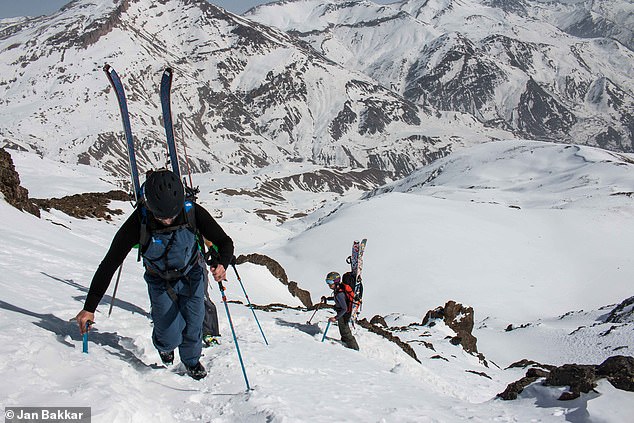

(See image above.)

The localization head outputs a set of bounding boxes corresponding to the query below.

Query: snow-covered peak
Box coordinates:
[248,0,634,151]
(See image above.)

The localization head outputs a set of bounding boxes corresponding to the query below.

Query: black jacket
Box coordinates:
[84,203,234,312]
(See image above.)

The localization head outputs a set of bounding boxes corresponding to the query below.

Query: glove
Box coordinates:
[321,296,327,303]
[205,248,221,267]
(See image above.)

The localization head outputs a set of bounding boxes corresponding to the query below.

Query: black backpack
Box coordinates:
[137,184,200,261]
[342,271,363,301]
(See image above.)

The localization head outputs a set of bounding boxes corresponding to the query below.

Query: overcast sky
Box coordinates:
[0,0,395,19]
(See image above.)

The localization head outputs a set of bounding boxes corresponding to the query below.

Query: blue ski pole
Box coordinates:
[321,320,331,342]
[82,321,93,353]
[218,279,251,391]
[230,258,268,345]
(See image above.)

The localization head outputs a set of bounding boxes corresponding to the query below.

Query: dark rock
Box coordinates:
[558,391,580,401]
[0,147,40,217]
[422,300,478,354]
[597,355,634,391]
[421,340,435,351]
[527,368,550,378]
[235,253,312,307]
[544,364,597,398]
[356,318,420,363]
[605,296,634,324]
[498,364,550,400]
[250,302,304,312]
[370,315,387,327]
[516,78,577,140]
[502,355,634,401]
[498,374,543,400]
[287,281,312,308]
[506,359,554,371]
[32,190,129,220]
[466,370,492,379]
[505,323,530,331]
[236,253,289,283]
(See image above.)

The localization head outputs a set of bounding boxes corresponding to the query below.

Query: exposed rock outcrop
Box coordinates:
[0,147,40,217]
[597,355,634,391]
[33,190,129,220]
[235,253,312,307]
[544,364,598,399]
[499,355,634,401]
[605,296,634,324]
[497,367,550,400]
[370,315,388,328]
[357,318,420,363]
[422,300,478,354]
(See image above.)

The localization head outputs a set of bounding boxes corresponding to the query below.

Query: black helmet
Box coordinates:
[143,170,184,218]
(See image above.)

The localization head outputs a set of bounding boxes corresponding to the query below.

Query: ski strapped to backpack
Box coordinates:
[346,238,367,322]
[103,64,141,202]
[103,64,205,304]
[160,67,181,178]
[103,64,141,316]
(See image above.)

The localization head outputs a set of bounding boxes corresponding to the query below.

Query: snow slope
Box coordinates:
[1,139,633,422]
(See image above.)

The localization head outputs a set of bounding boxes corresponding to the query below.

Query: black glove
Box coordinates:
[321,296,327,303]
[204,248,221,267]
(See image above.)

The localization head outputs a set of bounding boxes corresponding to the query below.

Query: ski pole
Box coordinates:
[307,302,321,324]
[217,279,251,391]
[230,257,268,345]
[321,320,331,342]
[82,321,93,353]
[108,264,123,317]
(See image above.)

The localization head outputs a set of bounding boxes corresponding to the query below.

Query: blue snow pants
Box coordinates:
[145,263,205,367]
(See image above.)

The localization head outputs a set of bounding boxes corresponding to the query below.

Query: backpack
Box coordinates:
[342,271,363,302]
[138,183,201,258]
[136,182,204,280]
[336,282,355,314]
[138,199,197,255]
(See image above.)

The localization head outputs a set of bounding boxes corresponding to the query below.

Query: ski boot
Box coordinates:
[159,350,174,365]
[185,361,207,380]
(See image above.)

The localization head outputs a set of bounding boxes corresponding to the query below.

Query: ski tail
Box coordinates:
[103,64,141,201]
[103,64,141,317]
[160,67,180,178]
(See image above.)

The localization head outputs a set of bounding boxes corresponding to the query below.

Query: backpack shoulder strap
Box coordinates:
[184,199,209,256]
[184,199,196,231]
[137,202,151,261]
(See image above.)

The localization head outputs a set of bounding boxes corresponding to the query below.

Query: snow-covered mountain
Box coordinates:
[4,0,632,199]
[2,139,633,421]
[531,0,634,51]
[0,0,504,189]
[247,0,634,151]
